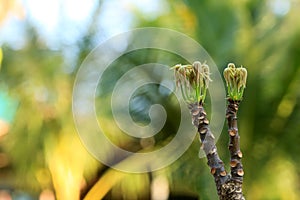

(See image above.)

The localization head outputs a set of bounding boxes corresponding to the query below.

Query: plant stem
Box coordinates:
[189,101,246,200]
[188,102,229,198]
[222,98,245,200]
[226,99,244,181]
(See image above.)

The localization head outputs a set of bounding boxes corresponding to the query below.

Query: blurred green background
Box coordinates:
[0,0,300,199]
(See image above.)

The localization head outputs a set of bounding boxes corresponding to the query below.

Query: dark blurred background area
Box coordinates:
[0,0,300,199]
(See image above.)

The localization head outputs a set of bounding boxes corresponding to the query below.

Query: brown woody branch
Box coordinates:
[222,99,245,200]
[189,101,245,200]
[226,99,244,182]
[189,102,229,198]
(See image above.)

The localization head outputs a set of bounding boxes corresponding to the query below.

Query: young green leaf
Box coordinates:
[223,63,247,101]
[171,61,212,104]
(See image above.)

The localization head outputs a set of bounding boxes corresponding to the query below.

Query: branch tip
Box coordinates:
[223,63,248,101]
[171,61,212,103]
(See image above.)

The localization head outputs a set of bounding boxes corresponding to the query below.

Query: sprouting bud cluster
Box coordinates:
[171,61,212,104]
[223,63,247,101]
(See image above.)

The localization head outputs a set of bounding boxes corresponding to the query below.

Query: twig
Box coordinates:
[226,99,244,182]
[189,102,229,198]
[219,98,245,200]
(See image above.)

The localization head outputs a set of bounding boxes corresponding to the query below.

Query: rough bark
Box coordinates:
[224,99,245,199]
[189,101,245,200]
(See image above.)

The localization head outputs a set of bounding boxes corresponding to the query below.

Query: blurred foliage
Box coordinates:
[0,0,24,25]
[0,0,300,200]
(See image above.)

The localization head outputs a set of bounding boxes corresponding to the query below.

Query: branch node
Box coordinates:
[220,171,227,177]
[198,115,205,120]
[199,127,207,134]
[228,128,237,136]
[211,168,216,175]
[230,160,238,168]
[203,118,209,125]
[237,151,243,158]
[237,169,244,177]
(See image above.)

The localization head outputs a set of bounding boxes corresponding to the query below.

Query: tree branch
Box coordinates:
[173,62,247,199]
[189,102,229,198]
[219,98,245,200]
[189,101,245,200]
[226,99,244,182]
